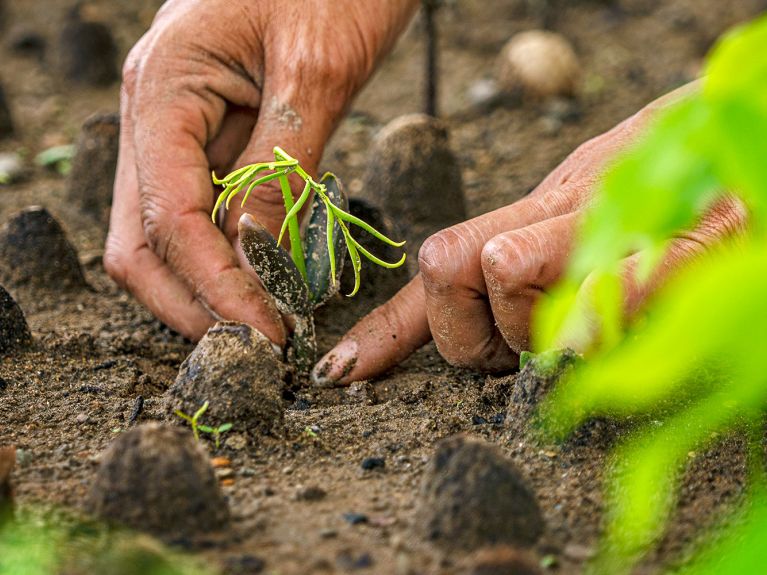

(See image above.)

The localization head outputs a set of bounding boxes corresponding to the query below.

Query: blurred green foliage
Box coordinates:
[531,14,767,573]
[0,507,216,575]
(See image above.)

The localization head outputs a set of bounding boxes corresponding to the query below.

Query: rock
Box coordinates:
[0,446,14,526]
[295,485,327,502]
[58,10,118,86]
[67,112,119,224]
[0,83,13,139]
[223,554,266,574]
[497,31,580,99]
[464,545,543,575]
[0,206,87,291]
[466,78,505,112]
[361,114,465,254]
[510,349,580,408]
[86,423,229,540]
[0,152,24,184]
[165,322,286,439]
[361,457,386,471]
[414,435,544,551]
[0,286,31,353]
[338,197,410,303]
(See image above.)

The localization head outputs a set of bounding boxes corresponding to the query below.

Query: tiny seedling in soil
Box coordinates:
[174,401,233,449]
[212,147,407,377]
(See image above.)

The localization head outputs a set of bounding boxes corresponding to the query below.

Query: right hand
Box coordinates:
[105,0,419,343]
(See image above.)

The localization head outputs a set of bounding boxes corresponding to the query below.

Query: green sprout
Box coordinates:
[211,146,406,297]
[174,401,232,449]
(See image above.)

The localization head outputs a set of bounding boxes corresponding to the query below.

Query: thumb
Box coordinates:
[311,276,432,386]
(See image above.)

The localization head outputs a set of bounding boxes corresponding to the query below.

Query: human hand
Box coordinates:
[312,86,747,385]
[105,0,418,343]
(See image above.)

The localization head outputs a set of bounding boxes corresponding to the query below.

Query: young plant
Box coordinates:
[212,147,406,376]
[530,15,767,573]
[174,401,233,448]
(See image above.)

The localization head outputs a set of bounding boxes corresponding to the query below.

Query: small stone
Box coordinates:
[75,412,89,424]
[467,78,503,111]
[295,485,327,502]
[165,322,286,439]
[216,468,235,479]
[563,543,594,561]
[0,152,24,184]
[86,423,229,540]
[0,285,32,353]
[497,30,580,99]
[0,84,13,139]
[223,554,266,575]
[361,114,465,253]
[414,435,544,552]
[0,206,87,292]
[211,456,231,468]
[361,457,386,471]
[320,528,338,539]
[343,512,369,525]
[67,112,119,224]
[336,551,374,571]
[464,545,543,575]
[58,10,118,86]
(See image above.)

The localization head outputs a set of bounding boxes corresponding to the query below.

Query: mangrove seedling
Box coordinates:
[212,147,407,376]
[174,401,233,448]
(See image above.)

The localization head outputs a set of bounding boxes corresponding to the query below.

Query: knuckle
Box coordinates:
[418,230,459,288]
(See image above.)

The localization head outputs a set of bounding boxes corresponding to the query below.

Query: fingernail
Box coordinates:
[311,340,359,387]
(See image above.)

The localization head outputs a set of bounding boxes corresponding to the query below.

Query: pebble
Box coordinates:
[225,434,247,451]
[343,512,369,525]
[466,78,503,111]
[0,153,24,184]
[75,413,89,424]
[295,485,327,502]
[223,554,266,575]
[361,457,386,471]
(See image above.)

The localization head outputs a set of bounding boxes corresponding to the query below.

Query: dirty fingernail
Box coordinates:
[311,340,359,387]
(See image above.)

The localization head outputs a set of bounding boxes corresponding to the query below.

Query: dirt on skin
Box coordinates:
[0,0,765,574]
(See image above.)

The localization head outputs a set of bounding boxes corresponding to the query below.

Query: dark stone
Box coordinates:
[0,285,31,352]
[87,424,229,540]
[414,435,545,552]
[361,113,465,254]
[67,112,119,224]
[343,512,369,525]
[336,551,374,571]
[165,322,286,439]
[0,206,87,292]
[0,83,13,139]
[360,457,386,471]
[464,545,543,575]
[223,554,266,575]
[295,485,327,502]
[58,13,118,86]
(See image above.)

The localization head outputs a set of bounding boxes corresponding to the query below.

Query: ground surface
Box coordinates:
[1,0,765,573]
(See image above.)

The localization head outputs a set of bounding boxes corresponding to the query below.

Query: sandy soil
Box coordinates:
[1,0,765,573]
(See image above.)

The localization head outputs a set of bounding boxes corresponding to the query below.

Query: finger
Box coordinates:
[481,212,579,355]
[105,52,215,340]
[621,195,748,318]
[311,276,431,386]
[561,196,748,352]
[131,48,286,345]
[419,195,559,371]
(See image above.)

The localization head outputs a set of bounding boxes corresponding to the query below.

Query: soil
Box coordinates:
[0,1,765,574]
